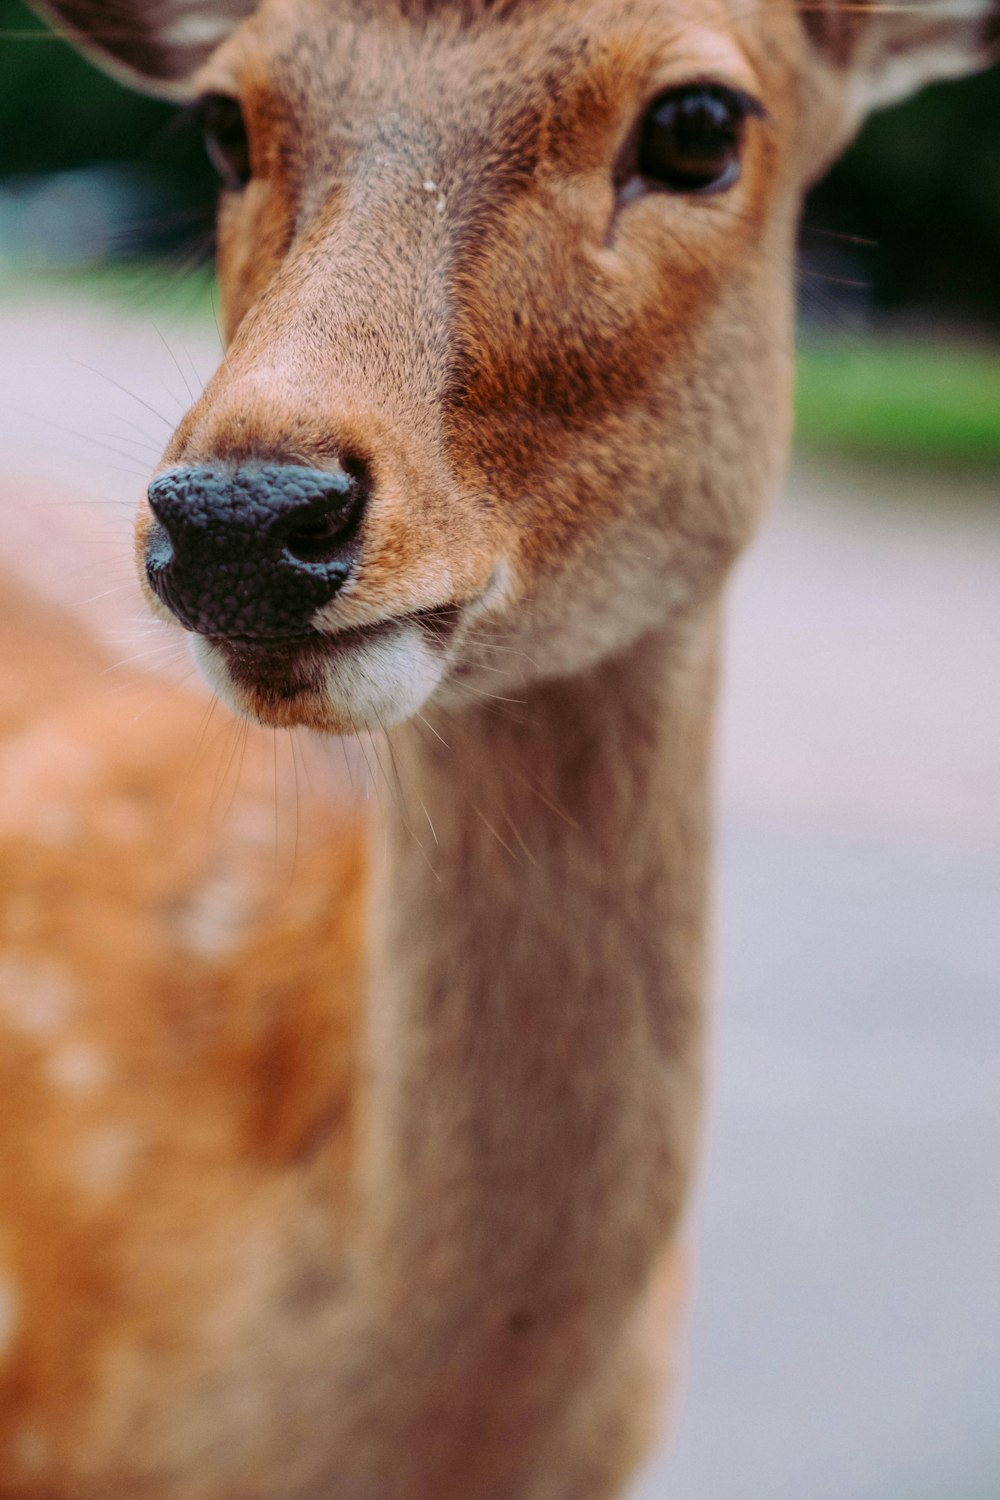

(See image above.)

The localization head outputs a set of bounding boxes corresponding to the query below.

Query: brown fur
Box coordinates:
[3,1,998,1495]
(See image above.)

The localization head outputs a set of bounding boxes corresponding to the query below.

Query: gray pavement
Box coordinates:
[1,292,998,1500]
[633,821,1000,1500]
[635,468,1000,1498]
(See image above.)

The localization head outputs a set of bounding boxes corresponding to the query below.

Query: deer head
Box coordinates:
[34,0,999,734]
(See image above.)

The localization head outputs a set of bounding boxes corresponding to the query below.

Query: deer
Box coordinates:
[0,1,996,1496]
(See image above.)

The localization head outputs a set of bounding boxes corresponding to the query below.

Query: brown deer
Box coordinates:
[1,1,996,1496]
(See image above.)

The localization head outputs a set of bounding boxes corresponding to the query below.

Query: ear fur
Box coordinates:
[803,0,999,117]
[28,1,258,97]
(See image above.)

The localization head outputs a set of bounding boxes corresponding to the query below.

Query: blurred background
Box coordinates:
[0,4,998,1498]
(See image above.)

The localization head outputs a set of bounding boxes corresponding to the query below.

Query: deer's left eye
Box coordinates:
[637,84,759,195]
[201,95,251,191]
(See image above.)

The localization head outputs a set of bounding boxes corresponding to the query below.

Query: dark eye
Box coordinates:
[202,94,251,191]
[637,84,758,195]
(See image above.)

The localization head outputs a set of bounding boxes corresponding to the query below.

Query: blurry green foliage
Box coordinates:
[0,0,168,171]
[796,339,1000,466]
[804,66,1000,330]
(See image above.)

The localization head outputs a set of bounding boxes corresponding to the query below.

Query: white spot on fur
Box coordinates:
[163,12,233,48]
[422,179,438,192]
[0,731,97,839]
[176,870,254,958]
[11,1427,49,1472]
[77,1125,140,1194]
[34,802,79,847]
[0,957,77,1036]
[229,801,279,847]
[48,1041,108,1096]
[0,1275,20,1359]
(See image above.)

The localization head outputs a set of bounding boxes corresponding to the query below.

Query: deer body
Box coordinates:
[2,1,997,1495]
[0,591,708,1500]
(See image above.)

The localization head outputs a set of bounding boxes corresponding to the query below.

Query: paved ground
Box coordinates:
[2,293,998,1500]
[635,467,1000,1498]
[634,820,1000,1500]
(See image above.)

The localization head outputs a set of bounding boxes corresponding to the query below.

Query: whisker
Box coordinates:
[127,668,200,724]
[153,324,198,407]
[514,769,582,832]
[70,581,141,607]
[502,812,541,871]
[472,805,521,864]
[415,711,451,750]
[71,361,177,431]
[99,642,190,675]
[167,693,223,816]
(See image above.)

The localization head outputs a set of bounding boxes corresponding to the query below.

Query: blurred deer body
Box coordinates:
[2,2,997,1496]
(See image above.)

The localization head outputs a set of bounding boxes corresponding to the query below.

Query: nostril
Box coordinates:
[275,456,369,565]
[281,508,355,564]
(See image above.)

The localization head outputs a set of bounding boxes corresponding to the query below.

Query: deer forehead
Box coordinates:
[202,0,775,132]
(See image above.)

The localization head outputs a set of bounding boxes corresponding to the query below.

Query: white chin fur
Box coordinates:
[320,623,445,728]
[191,624,445,733]
[191,635,248,713]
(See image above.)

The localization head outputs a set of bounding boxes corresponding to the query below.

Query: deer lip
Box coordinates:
[210,602,463,656]
[207,604,464,701]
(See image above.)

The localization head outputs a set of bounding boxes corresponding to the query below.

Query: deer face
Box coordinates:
[38,0,999,732]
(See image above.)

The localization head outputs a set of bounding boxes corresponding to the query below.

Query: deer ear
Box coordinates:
[28,1,258,98]
[804,0,999,117]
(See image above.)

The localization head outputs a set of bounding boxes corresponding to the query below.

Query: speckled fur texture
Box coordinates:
[3,2,998,1496]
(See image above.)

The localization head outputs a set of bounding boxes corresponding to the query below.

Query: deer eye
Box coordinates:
[637,84,758,195]
[201,95,251,191]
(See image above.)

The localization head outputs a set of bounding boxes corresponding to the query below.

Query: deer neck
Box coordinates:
[361,609,719,1325]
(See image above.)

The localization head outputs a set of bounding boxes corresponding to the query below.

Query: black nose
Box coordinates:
[144,463,365,641]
